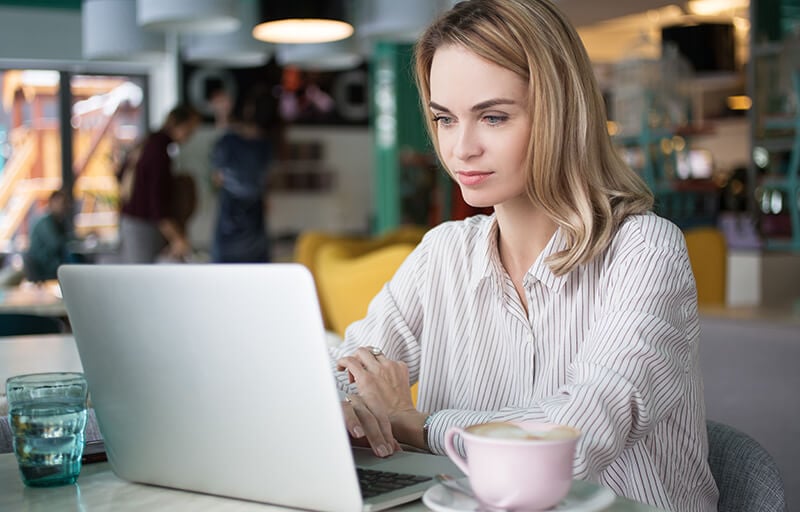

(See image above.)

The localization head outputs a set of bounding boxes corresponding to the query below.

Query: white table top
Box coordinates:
[0,282,67,317]
[0,334,82,414]
[0,453,661,512]
[0,334,661,511]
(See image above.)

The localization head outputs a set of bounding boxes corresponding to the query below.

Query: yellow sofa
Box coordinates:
[294,226,427,406]
[294,225,428,330]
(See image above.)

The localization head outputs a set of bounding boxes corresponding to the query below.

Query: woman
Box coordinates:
[119,104,200,263]
[332,1,718,511]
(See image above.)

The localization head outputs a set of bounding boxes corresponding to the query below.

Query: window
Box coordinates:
[70,74,146,243]
[0,69,147,254]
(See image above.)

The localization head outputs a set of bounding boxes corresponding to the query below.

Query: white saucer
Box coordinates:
[422,478,616,512]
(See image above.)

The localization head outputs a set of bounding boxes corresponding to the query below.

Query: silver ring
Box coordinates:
[368,346,383,357]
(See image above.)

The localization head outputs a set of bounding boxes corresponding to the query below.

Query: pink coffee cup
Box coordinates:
[443,421,581,511]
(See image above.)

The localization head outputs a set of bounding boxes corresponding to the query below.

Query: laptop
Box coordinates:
[58,263,460,512]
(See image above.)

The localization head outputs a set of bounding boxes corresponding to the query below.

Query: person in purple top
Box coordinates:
[119,105,200,263]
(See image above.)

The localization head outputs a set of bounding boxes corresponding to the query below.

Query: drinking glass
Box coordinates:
[6,372,89,487]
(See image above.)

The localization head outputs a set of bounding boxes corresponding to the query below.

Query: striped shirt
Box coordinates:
[330,213,719,512]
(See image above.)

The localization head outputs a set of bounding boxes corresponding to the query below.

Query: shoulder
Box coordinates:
[147,131,171,146]
[140,131,171,159]
[609,213,687,259]
[599,213,691,285]
[410,215,494,281]
[421,215,493,252]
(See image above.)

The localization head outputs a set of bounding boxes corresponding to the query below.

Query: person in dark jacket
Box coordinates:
[24,190,70,282]
[210,90,276,263]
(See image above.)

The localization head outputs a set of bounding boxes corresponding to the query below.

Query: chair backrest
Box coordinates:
[707,420,787,512]
[684,227,727,305]
[294,226,427,328]
[0,313,64,337]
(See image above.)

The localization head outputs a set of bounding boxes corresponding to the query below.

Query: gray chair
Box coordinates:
[707,420,787,512]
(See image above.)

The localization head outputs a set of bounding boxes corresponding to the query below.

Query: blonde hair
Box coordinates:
[414,0,653,275]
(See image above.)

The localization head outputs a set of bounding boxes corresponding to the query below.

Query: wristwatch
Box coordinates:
[422,414,434,452]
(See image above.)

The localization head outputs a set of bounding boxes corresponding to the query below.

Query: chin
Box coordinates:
[460,191,498,209]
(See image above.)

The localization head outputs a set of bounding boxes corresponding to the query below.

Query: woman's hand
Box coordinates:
[340,394,400,457]
[337,346,417,456]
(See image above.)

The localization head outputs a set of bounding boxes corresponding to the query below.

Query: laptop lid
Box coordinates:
[58,263,451,512]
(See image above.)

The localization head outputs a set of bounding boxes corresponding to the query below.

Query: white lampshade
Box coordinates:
[276,38,363,72]
[358,0,439,42]
[183,0,274,68]
[83,0,165,61]
[137,0,240,34]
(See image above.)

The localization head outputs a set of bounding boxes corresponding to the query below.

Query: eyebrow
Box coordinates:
[429,98,518,113]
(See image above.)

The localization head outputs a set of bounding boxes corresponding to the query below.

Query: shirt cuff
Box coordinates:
[425,409,496,455]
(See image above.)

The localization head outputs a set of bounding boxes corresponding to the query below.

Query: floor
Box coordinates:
[699,314,800,511]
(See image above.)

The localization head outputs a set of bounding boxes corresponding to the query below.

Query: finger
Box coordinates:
[353,347,385,373]
[349,395,394,458]
[375,414,396,455]
[337,356,372,383]
[341,397,365,440]
[336,359,356,384]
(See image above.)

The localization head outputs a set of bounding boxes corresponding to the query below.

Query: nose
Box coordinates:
[452,124,482,161]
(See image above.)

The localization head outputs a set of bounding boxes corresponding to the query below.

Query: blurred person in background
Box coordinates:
[24,190,74,282]
[210,87,276,263]
[118,104,201,263]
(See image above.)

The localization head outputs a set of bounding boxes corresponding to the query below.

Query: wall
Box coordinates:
[177,125,374,257]
[689,117,750,174]
[271,126,374,238]
[0,7,82,61]
[0,5,175,132]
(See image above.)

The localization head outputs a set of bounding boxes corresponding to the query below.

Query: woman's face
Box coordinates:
[429,45,531,209]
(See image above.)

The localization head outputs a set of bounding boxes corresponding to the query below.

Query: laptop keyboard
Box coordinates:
[357,468,433,498]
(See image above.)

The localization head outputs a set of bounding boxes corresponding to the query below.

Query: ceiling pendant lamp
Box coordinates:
[358,0,440,42]
[137,0,240,34]
[183,0,274,68]
[276,38,363,72]
[252,0,354,44]
[83,0,164,61]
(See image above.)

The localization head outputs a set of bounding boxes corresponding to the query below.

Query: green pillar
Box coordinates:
[371,42,430,234]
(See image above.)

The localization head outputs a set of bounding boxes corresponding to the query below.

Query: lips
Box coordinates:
[456,170,493,186]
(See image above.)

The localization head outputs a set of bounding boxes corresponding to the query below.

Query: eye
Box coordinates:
[483,114,508,126]
[432,114,454,127]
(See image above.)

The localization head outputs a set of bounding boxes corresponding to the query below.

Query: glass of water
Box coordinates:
[6,372,89,487]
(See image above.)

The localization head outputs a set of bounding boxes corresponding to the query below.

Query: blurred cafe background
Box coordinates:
[0,0,798,509]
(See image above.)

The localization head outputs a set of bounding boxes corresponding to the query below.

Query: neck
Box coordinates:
[494,199,558,281]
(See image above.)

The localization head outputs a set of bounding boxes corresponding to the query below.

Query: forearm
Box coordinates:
[157,218,185,243]
[390,409,429,450]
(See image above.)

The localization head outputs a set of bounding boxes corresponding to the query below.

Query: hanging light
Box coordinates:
[276,38,363,72]
[183,0,274,68]
[137,0,240,34]
[358,0,439,42]
[83,0,164,61]
[252,0,353,44]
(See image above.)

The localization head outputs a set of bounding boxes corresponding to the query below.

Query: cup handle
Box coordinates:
[443,426,470,477]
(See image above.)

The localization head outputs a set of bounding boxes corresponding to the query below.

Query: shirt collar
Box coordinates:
[468,216,501,293]
[527,227,570,293]
[469,217,571,294]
